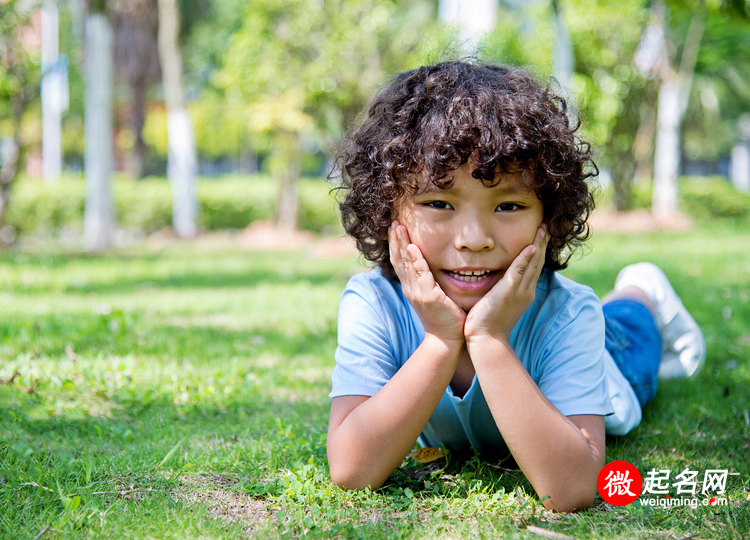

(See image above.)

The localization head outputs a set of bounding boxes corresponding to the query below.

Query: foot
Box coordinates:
[615,263,705,379]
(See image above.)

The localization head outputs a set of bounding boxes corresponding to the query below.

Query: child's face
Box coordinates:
[395,164,544,312]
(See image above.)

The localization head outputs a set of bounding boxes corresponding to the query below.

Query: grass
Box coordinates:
[1,223,749,539]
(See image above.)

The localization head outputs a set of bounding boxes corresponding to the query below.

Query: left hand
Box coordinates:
[464,225,548,343]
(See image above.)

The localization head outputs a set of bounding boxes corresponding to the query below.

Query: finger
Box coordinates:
[389,221,410,265]
[389,221,412,281]
[527,225,548,275]
[390,222,428,289]
[506,243,538,286]
[406,243,436,285]
[517,226,548,288]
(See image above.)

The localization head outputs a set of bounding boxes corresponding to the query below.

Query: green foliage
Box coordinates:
[214,0,437,140]
[617,176,750,223]
[3,175,341,236]
[0,1,43,145]
[1,229,749,538]
[142,100,256,160]
[681,176,750,222]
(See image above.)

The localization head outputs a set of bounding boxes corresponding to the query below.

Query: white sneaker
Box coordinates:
[615,262,705,379]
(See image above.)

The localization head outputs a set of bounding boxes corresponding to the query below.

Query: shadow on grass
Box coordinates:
[1,311,339,365]
[1,253,356,296]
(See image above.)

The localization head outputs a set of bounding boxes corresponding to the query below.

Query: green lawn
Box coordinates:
[1,224,749,539]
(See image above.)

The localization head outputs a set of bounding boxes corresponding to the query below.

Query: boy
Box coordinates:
[326,60,705,512]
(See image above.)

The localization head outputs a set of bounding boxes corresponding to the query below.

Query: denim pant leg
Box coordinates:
[603,299,663,408]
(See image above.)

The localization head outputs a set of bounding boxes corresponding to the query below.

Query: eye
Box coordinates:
[497,203,523,212]
[424,201,453,210]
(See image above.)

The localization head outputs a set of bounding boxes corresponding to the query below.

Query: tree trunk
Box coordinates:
[157,0,197,238]
[439,0,497,55]
[552,0,575,117]
[274,131,301,232]
[652,76,681,217]
[128,78,147,179]
[0,137,19,228]
[651,4,704,218]
[611,150,636,212]
[84,11,114,252]
[730,117,750,193]
[41,1,63,181]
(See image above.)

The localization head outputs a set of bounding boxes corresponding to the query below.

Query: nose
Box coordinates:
[454,213,494,252]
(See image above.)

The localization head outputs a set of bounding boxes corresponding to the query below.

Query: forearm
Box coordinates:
[327,334,464,490]
[468,337,604,512]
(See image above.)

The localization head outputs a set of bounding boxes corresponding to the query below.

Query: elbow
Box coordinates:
[541,484,597,513]
[329,465,383,492]
[327,450,384,492]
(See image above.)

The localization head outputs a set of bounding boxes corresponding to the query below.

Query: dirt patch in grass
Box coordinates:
[173,474,273,535]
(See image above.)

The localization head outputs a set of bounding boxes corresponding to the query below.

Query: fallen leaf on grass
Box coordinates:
[408,447,446,464]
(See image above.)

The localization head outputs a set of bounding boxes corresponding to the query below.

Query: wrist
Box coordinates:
[423,332,465,355]
[464,329,511,346]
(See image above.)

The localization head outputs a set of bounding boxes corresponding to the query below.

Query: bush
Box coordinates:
[680,176,750,222]
[595,176,750,223]
[3,174,342,236]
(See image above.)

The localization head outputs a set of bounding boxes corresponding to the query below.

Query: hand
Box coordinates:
[464,225,548,343]
[389,221,466,344]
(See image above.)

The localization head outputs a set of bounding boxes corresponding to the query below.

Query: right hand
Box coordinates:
[389,221,466,344]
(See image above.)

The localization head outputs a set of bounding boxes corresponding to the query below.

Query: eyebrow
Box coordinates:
[419,181,536,197]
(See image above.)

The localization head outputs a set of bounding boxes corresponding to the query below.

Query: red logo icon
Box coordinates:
[597,460,643,506]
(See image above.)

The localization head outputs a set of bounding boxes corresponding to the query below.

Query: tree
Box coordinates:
[157,0,198,238]
[0,0,43,228]
[649,0,705,218]
[216,0,435,230]
[488,0,653,210]
[110,0,161,179]
[84,0,115,251]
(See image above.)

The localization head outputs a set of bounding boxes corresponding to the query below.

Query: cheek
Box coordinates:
[398,207,438,250]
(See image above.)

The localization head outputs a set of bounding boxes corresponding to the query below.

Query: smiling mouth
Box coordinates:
[444,270,497,283]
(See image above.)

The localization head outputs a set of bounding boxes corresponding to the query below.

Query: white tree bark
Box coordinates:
[439,0,497,55]
[84,11,114,251]
[652,77,681,217]
[651,3,704,218]
[157,0,197,238]
[42,1,63,181]
[731,143,750,193]
[730,117,750,193]
[273,131,301,232]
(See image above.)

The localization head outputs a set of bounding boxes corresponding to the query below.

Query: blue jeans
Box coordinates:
[603,299,662,408]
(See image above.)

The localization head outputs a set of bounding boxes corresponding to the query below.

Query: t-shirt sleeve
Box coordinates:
[329,275,402,398]
[532,288,613,418]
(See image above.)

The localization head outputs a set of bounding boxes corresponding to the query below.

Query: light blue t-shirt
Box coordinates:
[330,268,640,454]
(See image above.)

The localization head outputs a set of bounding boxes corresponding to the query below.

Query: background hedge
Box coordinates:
[4,174,749,241]
[3,175,342,237]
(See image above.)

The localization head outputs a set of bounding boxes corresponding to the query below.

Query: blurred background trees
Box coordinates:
[1,0,749,245]
[0,0,43,227]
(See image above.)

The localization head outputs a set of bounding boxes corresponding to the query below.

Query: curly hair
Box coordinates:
[332,60,597,280]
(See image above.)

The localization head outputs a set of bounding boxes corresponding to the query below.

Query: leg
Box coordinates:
[602,285,654,313]
[613,263,706,379]
[601,290,662,409]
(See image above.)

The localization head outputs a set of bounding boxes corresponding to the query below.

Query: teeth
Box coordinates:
[448,270,492,282]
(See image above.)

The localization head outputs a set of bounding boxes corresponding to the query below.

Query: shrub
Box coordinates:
[680,176,750,222]
[595,176,750,223]
[3,174,342,236]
